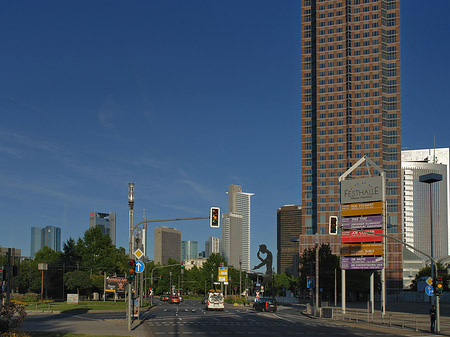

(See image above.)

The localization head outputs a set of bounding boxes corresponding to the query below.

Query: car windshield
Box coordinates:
[208,293,223,302]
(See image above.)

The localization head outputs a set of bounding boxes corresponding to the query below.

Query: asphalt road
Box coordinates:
[144,299,427,337]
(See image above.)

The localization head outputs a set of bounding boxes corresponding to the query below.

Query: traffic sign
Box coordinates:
[425,285,434,296]
[134,249,144,260]
[135,261,145,273]
[426,277,433,286]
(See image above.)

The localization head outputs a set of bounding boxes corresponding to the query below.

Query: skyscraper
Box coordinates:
[401,149,449,259]
[154,227,181,265]
[300,0,402,292]
[222,184,254,271]
[89,212,116,246]
[30,226,61,258]
[277,205,302,275]
[205,236,221,258]
[181,240,198,261]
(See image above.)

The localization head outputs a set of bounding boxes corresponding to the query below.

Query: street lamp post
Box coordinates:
[127,183,135,332]
[315,233,319,316]
[420,173,442,333]
[290,237,301,299]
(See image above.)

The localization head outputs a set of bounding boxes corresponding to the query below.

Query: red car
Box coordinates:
[168,296,181,304]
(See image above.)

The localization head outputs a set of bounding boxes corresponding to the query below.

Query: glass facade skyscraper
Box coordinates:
[89,212,116,246]
[222,184,254,272]
[30,226,61,258]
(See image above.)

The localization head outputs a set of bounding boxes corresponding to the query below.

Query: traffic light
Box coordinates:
[436,277,444,295]
[329,216,338,235]
[210,207,220,228]
[127,260,136,283]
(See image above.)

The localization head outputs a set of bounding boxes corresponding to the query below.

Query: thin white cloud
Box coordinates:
[0,145,23,159]
[178,179,217,201]
[98,97,119,130]
[0,129,61,153]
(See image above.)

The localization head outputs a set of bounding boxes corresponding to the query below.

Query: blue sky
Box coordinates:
[0,1,449,269]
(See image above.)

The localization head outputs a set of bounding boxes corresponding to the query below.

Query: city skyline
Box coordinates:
[0,1,449,270]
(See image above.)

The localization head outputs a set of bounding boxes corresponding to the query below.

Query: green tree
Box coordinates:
[33,246,64,299]
[409,264,449,292]
[76,226,127,276]
[64,270,93,295]
[299,243,339,301]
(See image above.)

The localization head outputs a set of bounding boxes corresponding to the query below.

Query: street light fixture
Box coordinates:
[419,173,442,332]
[290,237,301,297]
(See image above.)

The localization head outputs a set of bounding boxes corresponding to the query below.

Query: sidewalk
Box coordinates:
[298,301,450,336]
[24,309,153,337]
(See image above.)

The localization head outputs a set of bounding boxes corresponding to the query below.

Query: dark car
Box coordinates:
[253,297,277,312]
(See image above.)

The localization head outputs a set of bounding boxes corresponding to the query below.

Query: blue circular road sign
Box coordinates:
[425,285,434,296]
[135,260,145,273]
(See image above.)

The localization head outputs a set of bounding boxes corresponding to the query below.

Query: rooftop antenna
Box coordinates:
[434,134,436,163]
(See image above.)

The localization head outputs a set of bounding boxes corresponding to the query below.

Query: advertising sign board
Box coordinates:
[340,243,383,256]
[106,277,127,293]
[341,201,383,217]
[67,294,79,304]
[341,215,383,230]
[340,256,384,270]
[341,229,383,243]
[341,176,383,204]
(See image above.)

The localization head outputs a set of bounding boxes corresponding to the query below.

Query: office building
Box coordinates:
[277,205,302,275]
[300,0,402,292]
[30,226,61,258]
[89,212,116,246]
[222,184,254,271]
[401,149,448,260]
[205,236,221,258]
[181,241,198,261]
[154,227,181,265]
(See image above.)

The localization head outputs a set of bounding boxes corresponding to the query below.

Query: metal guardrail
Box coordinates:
[328,307,450,335]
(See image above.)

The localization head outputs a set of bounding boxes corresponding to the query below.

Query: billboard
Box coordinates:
[106,276,127,293]
[341,201,383,217]
[340,243,383,256]
[341,176,383,204]
[341,215,382,230]
[341,256,384,270]
[341,229,383,243]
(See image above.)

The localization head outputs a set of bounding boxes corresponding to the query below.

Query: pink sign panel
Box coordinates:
[341,215,382,230]
[341,229,383,243]
[341,256,384,270]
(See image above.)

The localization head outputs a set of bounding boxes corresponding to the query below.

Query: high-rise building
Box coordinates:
[401,149,448,259]
[154,227,181,265]
[89,212,116,246]
[222,184,254,271]
[181,241,198,261]
[205,236,221,258]
[402,148,450,252]
[300,0,402,292]
[277,205,302,275]
[30,226,61,258]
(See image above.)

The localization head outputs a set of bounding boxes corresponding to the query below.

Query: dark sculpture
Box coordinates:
[253,244,273,288]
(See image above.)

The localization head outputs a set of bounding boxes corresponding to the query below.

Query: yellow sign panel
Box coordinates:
[218,275,228,282]
[340,243,383,256]
[218,267,228,276]
[341,201,383,217]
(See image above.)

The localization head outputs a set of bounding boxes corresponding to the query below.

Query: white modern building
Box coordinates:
[222,184,254,272]
[402,148,449,261]
[205,236,221,258]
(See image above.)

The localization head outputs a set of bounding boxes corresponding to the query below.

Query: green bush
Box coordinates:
[10,293,25,302]
[24,293,39,303]
[0,302,27,333]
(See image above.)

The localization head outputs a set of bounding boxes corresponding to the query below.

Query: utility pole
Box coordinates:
[315,233,319,316]
[127,183,135,332]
